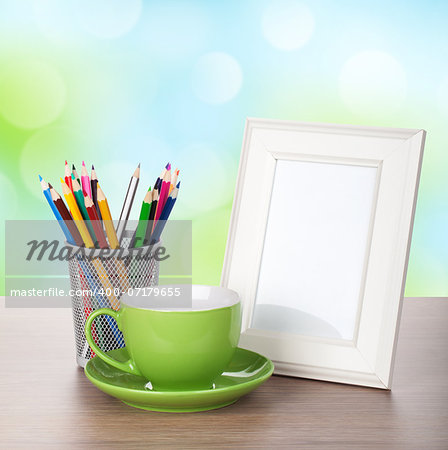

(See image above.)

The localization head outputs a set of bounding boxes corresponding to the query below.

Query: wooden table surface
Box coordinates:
[0,298,447,449]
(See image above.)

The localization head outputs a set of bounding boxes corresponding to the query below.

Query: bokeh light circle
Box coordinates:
[68,65,153,138]
[261,0,315,51]
[77,0,142,39]
[0,60,66,129]
[339,51,407,115]
[0,173,18,222]
[144,3,211,60]
[192,52,243,104]
[20,127,90,199]
[33,0,79,43]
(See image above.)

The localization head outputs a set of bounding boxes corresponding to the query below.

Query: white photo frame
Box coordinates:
[221,118,425,389]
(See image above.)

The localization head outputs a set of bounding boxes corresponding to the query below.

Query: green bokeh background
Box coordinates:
[0,0,447,296]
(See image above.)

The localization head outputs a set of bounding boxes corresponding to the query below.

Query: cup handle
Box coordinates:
[84,308,142,376]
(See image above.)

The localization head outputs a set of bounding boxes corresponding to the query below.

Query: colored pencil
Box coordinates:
[169,168,180,194]
[151,181,180,244]
[154,162,169,193]
[156,163,168,186]
[96,183,129,291]
[116,163,140,244]
[90,165,102,221]
[145,188,159,243]
[78,253,125,347]
[97,184,119,249]
[91,259,120,310]
[133,188,152,248]
[161,181,180,220]
[65,160,73,192]
[81,161,92,198]
[49,182,103,345]
[39,175,75,245]
[72,164,81,186]
[49,183,84,247]
[78,265,98,355]
[155,168,171,221]
[71,174,89,220]
[148,188,159,222]
[84,191,108,249]
[60,178,94,248]
[71,174,97,245]
[65,180,121,310]
[64,181,121,309]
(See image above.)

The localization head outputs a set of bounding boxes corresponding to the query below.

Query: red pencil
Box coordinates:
[65,160,73,192]
[83,191,109,249]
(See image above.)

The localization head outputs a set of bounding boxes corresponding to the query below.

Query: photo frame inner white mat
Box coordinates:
[222,118,425,389]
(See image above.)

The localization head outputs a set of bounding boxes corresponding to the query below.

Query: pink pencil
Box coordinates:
[81,161,92,198]
[155,167,171,221]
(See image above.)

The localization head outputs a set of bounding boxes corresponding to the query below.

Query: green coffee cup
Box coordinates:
[85,285,241,391]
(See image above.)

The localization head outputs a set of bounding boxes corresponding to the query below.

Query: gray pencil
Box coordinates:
[116,163,140,244]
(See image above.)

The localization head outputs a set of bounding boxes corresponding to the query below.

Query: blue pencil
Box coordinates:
[39,175,75,245]
[150,181,179,244]
[77,256,125,348]
[40,175,124,348]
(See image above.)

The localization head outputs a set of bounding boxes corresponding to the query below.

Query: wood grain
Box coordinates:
[0,298,447,449]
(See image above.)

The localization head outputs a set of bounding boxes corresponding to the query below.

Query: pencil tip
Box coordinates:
[176,181,180,188]
[138,163,141,168]
[71,173,75,179]
[65,160,68,165]
[48,182,53,189]
[60,177,64,183]
[82,160,85,166]
[166,162,171,170]
[91,164,95,170]
[38,175,42,181]
[72,164,76,170]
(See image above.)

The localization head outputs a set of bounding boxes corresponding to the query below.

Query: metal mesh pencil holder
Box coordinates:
[68,230,160,368]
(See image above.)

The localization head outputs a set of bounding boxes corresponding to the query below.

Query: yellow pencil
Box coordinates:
[96,184,129,291]
[96,184,119,249]
[62,180,127,308]
[60,178,94,248]
[91,258,121,310]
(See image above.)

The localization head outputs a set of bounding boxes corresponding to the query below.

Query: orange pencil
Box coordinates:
[169,168,180,194]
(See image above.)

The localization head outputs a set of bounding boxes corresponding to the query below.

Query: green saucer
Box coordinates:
[84,347,274,412]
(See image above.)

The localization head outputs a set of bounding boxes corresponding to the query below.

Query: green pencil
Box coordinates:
[133,188,152,248]
[71,173,97,246]
[144,188,159,245]
[72,164,81,187]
